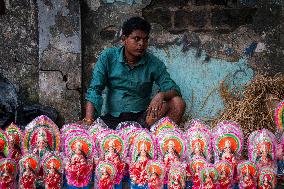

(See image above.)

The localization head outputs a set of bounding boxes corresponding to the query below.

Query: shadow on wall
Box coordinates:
[0,0,5,15]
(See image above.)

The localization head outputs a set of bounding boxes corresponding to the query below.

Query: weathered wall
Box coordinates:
[0,0,81,125]
[38,0,81,123]
[0,1,38,105]
[82,0,283,121]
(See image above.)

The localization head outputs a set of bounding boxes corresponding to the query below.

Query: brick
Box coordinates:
[211,7,257,28]
[100,27,117,40]
[193,0,210,6]
[252,5,281,32]
[143,8,172,29]
[174,10,190,29]
[193,0,237,6]
[239,0,257,6]
[174,9,208,29]
[149,0,189,7]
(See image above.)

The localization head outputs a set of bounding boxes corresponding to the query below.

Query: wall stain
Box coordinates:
[149,45,254,120]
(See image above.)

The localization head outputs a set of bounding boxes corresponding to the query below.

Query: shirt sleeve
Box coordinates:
[85,51,108,115]
[153,60,182,96]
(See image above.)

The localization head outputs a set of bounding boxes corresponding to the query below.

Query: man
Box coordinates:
[83,17,185,129]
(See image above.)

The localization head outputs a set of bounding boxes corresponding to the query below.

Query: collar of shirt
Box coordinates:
[118,46,146,69]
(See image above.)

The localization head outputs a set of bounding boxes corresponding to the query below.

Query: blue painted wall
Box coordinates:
[149,45,254,120]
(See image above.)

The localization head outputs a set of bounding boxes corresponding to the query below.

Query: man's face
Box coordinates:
[123,29,149,58]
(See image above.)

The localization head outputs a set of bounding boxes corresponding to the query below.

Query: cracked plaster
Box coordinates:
[38,0,81,122]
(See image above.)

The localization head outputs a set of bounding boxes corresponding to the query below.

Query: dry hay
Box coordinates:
[213,73,284,142]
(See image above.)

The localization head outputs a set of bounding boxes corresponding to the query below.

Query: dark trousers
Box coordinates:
[100,111,147,130]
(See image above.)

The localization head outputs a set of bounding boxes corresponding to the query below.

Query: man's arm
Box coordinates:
[83,51,108,124]
[148,89,179,113]
[146,59,182,123]
[83,101,96,125]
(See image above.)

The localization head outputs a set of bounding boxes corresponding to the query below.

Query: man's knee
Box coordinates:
[169,96,186,113]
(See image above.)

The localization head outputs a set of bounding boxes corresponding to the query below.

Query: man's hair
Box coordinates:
[122,17,151,37]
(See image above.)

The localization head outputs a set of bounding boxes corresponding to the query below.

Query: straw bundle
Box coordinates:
[214,73,284,140]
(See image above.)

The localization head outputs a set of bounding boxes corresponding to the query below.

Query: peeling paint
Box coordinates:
[38,0,80,55]
[255,42,266,53]
[149,45,254,120]
[244,42,257,57]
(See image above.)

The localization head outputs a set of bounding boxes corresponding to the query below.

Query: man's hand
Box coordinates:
[145,90,179,126]
[76,118,94,126]
[147,92,165,119]
[82,118,95,126]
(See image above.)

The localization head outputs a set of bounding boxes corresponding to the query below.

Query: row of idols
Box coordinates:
[0,115,282,189]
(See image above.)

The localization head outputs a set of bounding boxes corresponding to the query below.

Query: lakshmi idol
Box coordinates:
[129,131,156,188]
[186,119,212,162]
[240,171,256,188]
[248,129,277,170]
[168,164,186,189]
[6,123,22,162]
[19,154,40,189]
[32,128,51,159]
[237,161,257,189]
[100,131,127,187]
[42,153,63,189]
[24,115,60,158]
[129,141,150,186]
[98,167,113,189]
[20,162,37,189]
[190,142,205,159]
[146,161,164,189]
[258,167,277,189]
[164,140,180,168]
[0,130,9,159]
[104,139,125,173]
[0,158,17,189]
[220,140,236,163]
[256,144,274,169]
[157,129,186,187]
[213,121,243,183]
[188,157,207,189]
[215,160,233,189]
[199,165,218,189]
[65,141,93,188]
[96,161,117,189]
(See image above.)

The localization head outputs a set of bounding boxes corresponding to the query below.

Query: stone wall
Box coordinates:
[0,0,38,105]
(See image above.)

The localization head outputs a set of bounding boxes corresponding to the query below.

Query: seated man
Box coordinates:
[83,16,186,129]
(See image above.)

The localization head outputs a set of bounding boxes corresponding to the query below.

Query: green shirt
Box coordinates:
[86,46,181,117]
